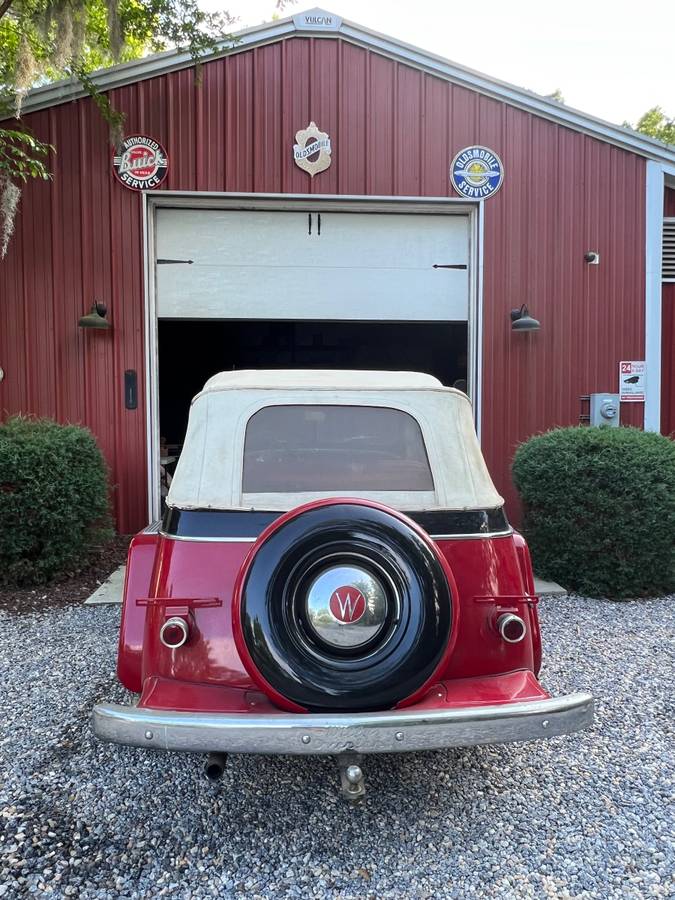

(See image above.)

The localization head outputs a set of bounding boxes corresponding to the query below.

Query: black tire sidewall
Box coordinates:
[239,503,453,711]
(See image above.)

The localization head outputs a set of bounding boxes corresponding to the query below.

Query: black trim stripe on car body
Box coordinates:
[161,507,510,540]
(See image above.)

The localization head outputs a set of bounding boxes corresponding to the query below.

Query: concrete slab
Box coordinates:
[534,576,567,597]
[84,565,125,605]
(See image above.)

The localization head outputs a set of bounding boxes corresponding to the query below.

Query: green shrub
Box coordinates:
[0,416,113,584]
[512,426,675,599]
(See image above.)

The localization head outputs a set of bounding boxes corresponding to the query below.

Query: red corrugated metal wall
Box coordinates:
[0,37,647,531]
[662,188,675,435]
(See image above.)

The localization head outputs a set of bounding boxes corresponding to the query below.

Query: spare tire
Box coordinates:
[233,499,455,712]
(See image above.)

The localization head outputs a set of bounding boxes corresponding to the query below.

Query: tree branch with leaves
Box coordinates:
[0,126,51,255]
[0,0,297,257]
[631,106,675,147]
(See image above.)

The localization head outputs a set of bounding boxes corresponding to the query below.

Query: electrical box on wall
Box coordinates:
[590,393,620,427]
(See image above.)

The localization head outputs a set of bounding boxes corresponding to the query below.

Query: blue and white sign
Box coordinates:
[450,146,504,199]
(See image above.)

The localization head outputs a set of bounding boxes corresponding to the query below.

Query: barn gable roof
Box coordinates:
[14,6,675,166]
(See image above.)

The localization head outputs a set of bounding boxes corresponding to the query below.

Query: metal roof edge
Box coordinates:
[9,17,297,116]
[335,17,675,166]
[10,7,675,166]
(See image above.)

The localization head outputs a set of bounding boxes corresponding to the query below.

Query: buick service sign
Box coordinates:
[113,135,169,191]
[451,146,504,199]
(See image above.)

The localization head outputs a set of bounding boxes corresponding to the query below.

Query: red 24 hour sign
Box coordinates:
[619,361,646,402]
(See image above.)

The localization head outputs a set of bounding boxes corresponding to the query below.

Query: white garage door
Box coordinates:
[155,209,469,321]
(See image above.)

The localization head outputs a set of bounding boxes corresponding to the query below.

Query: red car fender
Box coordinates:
[117,532,160,693]
[512,531,542,675]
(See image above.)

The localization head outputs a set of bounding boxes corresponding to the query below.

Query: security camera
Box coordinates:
[584,251,600,264]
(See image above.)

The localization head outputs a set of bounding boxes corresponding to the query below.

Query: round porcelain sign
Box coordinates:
[450,145,504,199]
[112,135,168,191]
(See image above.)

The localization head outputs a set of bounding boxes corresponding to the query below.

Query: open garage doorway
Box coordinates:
[148,199,478,519]
[157,319,468,485]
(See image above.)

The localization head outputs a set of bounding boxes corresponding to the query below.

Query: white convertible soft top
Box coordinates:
[201,370,444,392]
[167,370,503,512]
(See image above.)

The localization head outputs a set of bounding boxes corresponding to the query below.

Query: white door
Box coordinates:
[155,209,470,321]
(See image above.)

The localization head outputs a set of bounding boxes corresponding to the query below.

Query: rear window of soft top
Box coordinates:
[243,404,434,493]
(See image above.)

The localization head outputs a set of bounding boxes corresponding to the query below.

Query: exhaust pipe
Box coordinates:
[204,751,228,780]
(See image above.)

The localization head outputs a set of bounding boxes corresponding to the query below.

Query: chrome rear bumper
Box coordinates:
[92,692,593,756]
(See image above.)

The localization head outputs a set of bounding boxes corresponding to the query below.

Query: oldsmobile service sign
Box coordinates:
[451,146,504,199]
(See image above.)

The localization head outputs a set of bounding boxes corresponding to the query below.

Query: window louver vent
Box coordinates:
[664,219,675,282]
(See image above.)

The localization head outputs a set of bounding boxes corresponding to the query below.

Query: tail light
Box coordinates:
[497,613,526,643]
[160,616,189,649]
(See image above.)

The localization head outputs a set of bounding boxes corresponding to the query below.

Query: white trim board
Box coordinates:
[644,160,668,433]
[10,8,675,167]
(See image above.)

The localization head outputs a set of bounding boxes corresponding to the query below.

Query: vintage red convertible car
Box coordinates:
[93,371,593,798]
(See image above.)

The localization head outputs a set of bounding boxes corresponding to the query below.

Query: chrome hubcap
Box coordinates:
[305,564,389,649]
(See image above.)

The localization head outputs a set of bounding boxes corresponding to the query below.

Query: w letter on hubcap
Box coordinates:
[305,563,389,650]
[329,587,366,624]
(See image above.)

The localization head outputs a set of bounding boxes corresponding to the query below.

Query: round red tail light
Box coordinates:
[497,613,526,644]
[160,616,189,649]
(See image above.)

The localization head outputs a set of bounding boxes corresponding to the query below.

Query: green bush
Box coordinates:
[512,426,675,599]
[0,417,113,584]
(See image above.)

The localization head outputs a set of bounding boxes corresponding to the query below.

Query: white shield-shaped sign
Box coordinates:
[293,121,332,177]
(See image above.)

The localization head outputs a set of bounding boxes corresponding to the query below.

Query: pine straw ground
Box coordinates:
[0,536,130,615]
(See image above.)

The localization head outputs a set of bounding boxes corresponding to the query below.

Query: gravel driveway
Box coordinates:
[1,596,673,898]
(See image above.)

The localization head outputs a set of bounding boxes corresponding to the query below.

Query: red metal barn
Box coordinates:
[1,8,674,533]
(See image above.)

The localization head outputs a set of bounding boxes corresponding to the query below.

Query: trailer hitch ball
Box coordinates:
[346,765,363,786]
[338,754,366,801]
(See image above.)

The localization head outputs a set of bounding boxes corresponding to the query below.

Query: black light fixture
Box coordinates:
[78,301,111,329]
[510,304,540,332]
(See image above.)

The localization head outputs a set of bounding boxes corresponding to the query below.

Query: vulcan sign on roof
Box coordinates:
[293,8,342,30]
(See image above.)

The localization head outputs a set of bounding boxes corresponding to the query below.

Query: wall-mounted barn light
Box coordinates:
[78,301,111,329]
[510,305,540,332]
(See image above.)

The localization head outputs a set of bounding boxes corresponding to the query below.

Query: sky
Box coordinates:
[202,0,675,128]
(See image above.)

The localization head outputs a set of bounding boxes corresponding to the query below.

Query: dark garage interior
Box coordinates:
[158,319,468,450]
